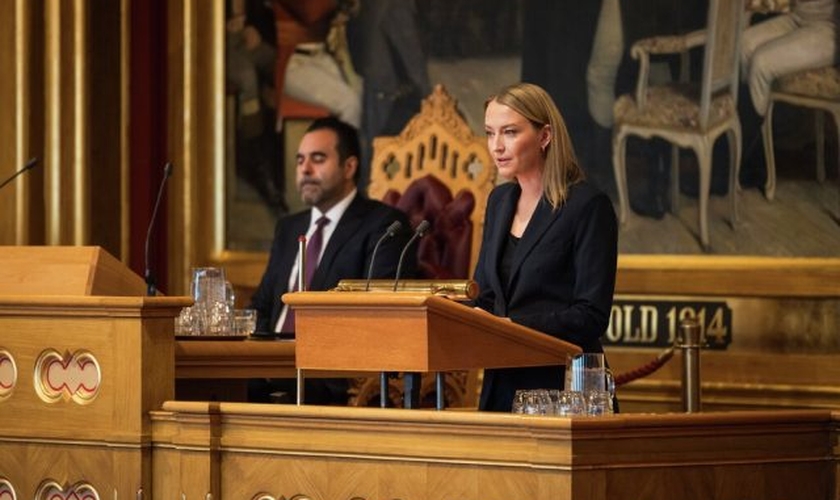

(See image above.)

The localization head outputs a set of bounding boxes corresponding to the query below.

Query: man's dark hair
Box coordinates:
[305,116,362,183]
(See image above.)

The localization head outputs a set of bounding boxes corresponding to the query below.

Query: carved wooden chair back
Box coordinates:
[368,84,496,279]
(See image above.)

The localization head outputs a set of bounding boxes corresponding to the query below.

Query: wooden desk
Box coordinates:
[174,338,373,379]
[175,338,297,379]
[174,338,377,402]
[0,294,187,499]
[151,403,840,500]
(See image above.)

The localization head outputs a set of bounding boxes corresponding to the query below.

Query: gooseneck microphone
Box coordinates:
[0,157,38,191]
[365,220,403,291]
[145,162,174,296]
[392,220,430,291]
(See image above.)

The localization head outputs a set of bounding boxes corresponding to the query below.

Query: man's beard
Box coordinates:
[298,179,341,207]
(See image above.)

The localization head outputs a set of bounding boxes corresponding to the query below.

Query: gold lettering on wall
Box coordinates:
[606,297,733,349]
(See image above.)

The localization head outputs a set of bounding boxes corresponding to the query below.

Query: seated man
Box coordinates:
[739,0,838,187]
[249,116,416,404]
[742,0,837,119]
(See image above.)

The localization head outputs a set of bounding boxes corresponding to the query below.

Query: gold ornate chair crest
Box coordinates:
[368,84,496,279]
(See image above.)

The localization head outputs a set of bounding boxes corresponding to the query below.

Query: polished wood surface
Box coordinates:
[175,337,296,378]
[608,255,840,413]
[1,248,837,499]
[0,247,187,498]
[609,349,840,412]
[172,338,840,411]
[150,402,839,500]
[615,254,840,297]
[174,337,369,382]
[0,294,187,497]
[286,291,581,372]
[0,245,147,296]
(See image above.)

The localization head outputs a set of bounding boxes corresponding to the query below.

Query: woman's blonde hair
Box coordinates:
[486,82,585,209]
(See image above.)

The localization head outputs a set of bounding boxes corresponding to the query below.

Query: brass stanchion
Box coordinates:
[677,318,703,412]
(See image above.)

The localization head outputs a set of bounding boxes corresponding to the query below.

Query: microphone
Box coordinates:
[296,234,306,291]
[392,220,430,291]
[365,220,403,291]
[145,162,174,296]
[0,157,38,191]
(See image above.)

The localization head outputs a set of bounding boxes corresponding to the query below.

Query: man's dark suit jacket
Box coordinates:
[251,194,415,333]
[472,181,618,412]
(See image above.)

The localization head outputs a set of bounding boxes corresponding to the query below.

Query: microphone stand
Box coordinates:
[365,220,403,291]
[295,234,306,406]
[145,162,173,296]
[0,158,38,191]
[389,219,430,409]
[392,220,430,292]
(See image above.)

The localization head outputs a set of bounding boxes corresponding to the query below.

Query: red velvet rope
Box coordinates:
[614,346,676,387]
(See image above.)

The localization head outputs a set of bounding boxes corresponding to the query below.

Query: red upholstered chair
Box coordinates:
[382,174,475,279]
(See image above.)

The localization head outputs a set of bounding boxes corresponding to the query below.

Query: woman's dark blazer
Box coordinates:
[472,181,618,411]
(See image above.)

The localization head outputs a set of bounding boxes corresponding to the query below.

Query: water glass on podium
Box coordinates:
[234,309,257,336]
[189,266,233,335]
[512,389,552,415]
[555,390,586,416]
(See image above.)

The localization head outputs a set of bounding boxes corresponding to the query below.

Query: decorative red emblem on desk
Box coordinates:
[0,350,16,401]
[35,481,99,500]
[251,495,314,500]
[34,349,101,404]
[0,478,17,500]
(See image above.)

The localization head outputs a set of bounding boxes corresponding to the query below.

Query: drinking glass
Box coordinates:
[556,391,586,416]
[204,300,232,335]
[225,280,236,310]
[547,389,563,415]
[523,389,551,415]
[234,309,257,336]
[586,390,614,416]
[175,306,199,336]
[512,390,528,414]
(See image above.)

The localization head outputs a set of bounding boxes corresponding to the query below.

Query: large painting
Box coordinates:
[221,0,838,257]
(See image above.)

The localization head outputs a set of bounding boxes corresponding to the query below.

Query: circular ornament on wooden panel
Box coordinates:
[0,478,17,500]
[0,350,17,401]
[33,349,101,404]
[35,480,99,500]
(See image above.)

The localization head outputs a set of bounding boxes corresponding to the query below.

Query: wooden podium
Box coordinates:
[284,291,581,408]
[0,246,189,499]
